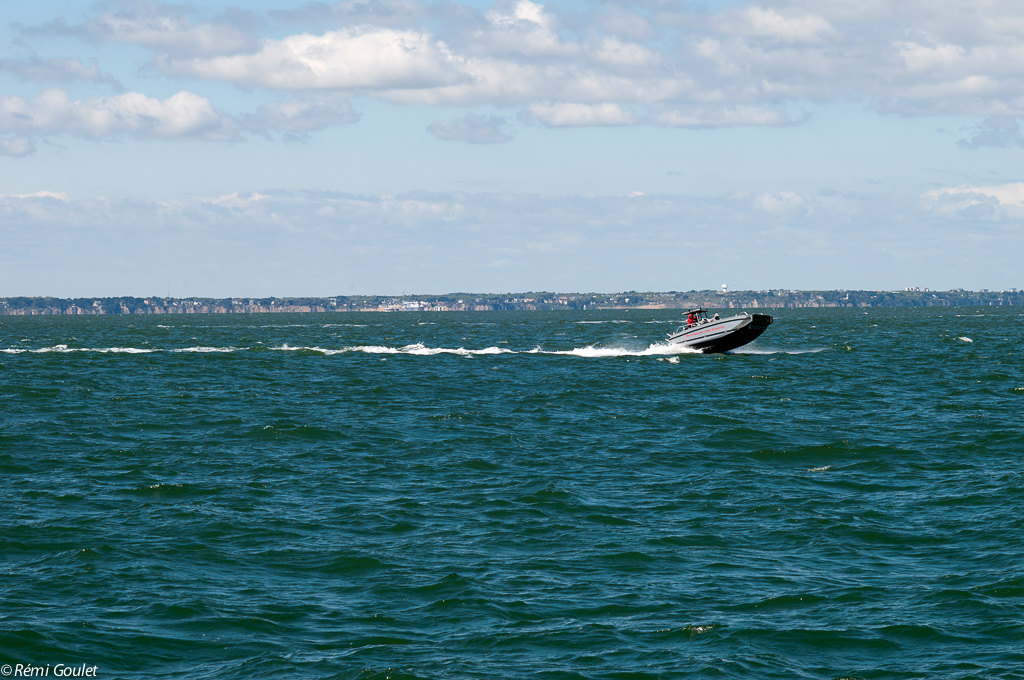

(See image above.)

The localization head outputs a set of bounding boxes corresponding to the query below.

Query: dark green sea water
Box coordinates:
[2,308,1023,679]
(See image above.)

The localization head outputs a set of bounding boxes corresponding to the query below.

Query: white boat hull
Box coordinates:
[667,313,773,353]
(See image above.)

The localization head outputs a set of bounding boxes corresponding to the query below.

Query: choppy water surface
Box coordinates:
[2,308,1024,679]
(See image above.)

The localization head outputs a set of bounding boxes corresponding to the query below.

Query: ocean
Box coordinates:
[2,307,1023,679]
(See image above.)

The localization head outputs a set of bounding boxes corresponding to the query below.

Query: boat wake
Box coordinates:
[3,342,810,358]
[1,344,156,354]
[275,343,514,356]
[526,342,701,357]
[273,342,701,357]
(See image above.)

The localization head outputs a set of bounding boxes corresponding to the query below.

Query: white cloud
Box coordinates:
[140,0,1024,121]
[957,117,1024,148]
[0,190,69,201]
[269,0,427,29]
[0,137,35,157]
[427,113,510,143]
[650,104,791,128]
[592,5,656,42]
[898,42,967,73]
[22,0,1024,129]
[245,96,359,133]
[586,36,662,69]
[482,0,578,57]
[0,90,366,153]
[160,27,462,90]
[0,89,238,142]
[719,7,837,44]
[521,102,640,126]
[926,182,1024,208]
[44,1,259,56]
[0,57,119,87]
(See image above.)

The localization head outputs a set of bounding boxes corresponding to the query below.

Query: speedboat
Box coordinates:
[667,308,773,353]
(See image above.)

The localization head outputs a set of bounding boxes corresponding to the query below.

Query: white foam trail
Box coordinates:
[267,342,696,357]
[270,343,514,356]
[958,336,973,343]
[346,345,399,354]
[0,341,811,359]
[6,345,235,354]
[272,344,349,355]
[1,340,812,358]
[366,343,514,356]
[528,342,701,357]
[17,346,158,354]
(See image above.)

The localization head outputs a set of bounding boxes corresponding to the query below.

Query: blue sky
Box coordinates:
[2,0,1024,297]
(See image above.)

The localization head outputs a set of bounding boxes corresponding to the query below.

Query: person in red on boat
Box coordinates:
[686,311,697,326]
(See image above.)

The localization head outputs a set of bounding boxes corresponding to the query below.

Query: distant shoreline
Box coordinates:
[1,289,1019,315]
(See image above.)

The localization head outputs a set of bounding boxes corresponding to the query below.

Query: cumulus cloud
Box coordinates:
[925,182,1024,208]
[40,0,260,56]
[130,0,1024,123]
[958,117,1024,148]
[0,89,239,142]
[269,0,428,30]
[0,137,35,157]
[159,27,462,90]
[480,0,578,58]
[709,6,838,45]
[520,103,640,127]
[427,113,510,143]
[245,96,359,133]
[153,3,687,111]
[23,0,1024,129]
[518,102,790,128]
[0,190,70,201]
[0,57,120,87]
[0,88,368,153]
[649,104,792,128]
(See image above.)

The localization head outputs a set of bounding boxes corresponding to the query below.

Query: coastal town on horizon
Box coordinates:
[2,288,1021,315]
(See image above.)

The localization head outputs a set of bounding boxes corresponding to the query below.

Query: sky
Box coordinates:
[2,0,1024,297]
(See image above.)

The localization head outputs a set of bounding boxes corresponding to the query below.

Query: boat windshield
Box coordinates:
[685,309,709,325]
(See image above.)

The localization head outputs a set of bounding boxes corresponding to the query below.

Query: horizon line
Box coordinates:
[1,287,1016,300]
